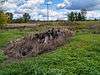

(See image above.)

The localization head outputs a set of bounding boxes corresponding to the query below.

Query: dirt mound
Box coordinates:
[4,28,74,59]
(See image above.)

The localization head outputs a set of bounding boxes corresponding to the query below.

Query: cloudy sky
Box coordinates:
[1,0,100,20]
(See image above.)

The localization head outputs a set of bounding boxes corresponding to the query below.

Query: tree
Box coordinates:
[81,9,87,21]
[77,12,82,21]
[94,18,98,21]
[74,12,78,21]
[6,12,13,23]
[67,9,87,21]
[0,11,9,28]
[0,0,12,28]
[12,18,24,23]
[23,13,30,23]
[68,12,75,21]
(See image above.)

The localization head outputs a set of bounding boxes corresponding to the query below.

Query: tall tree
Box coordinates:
[68,12,75,21]
[23,13,30,23]
[0,11,9,28]
[77,12,82,21]
[74,12,78,21]
[67,10,87,21]
[6,12,13,23]
[81,9,87,21]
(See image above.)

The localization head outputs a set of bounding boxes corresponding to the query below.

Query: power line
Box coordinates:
[47,3,49,21]
[45,0,52,21]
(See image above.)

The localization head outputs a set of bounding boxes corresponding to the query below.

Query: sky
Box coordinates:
[1,0,100,20]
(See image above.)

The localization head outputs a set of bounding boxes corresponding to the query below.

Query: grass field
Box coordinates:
[0,21,100,75]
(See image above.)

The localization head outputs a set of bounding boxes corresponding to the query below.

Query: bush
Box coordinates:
[0,12,9,29]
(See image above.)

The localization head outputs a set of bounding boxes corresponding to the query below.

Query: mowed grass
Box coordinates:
[0,33,100,75]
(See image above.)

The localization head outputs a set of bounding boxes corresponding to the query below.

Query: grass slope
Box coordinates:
[0,33,100,75]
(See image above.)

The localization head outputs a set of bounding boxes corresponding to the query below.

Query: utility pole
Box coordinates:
[46,0,52,21]
[47,3,49,21]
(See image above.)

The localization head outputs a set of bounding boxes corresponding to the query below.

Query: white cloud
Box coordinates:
[87,11,100,19]
[3,2,17,9]
[57,0,71,9]
[3,0,45,18]
[1,0,100,20]
[88,5,100,10]
[27,0,44,4]
[13,14,23,19]
[28,8,65,20]
[57,3,66,9]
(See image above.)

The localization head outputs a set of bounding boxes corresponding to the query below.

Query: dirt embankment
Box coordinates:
[4,28,74,59]
[4,23,38,29]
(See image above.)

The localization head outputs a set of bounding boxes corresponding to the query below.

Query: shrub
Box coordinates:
[0,12,9,29]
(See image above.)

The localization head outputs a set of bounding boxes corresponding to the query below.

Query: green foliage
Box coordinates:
[68,12,75,21]
[77,13,82,21]
[6,12,13,23]
[68,9,87,21]
[12,13,30,23]
[0,11,9,28]
[12,18,24,23]
[81,9,87,21]
[23,13,30,23]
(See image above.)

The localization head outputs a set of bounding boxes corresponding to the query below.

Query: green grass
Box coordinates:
[0,29,25,63]
[0,50,6,63]
[0,21,100,75]
[0,33,100,75]
[0,29,24,48]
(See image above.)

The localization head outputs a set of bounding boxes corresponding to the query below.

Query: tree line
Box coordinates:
[13,13,30,23]
[0,11,30,22]
[68,9,87,21]
[0,11,12,28]
[0,8,99,28]
[0,11,31,28]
